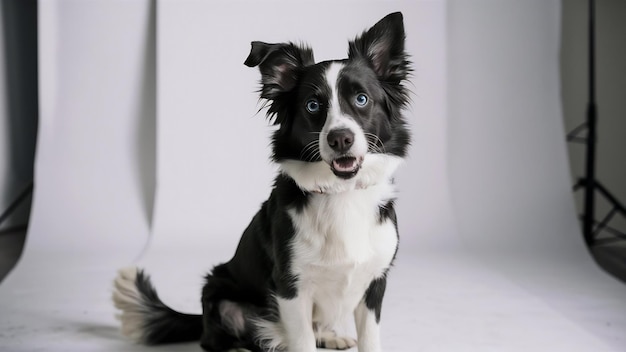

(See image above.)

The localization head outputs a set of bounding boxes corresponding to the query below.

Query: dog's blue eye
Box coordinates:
[355,93,368,107]
[306,99,320,113]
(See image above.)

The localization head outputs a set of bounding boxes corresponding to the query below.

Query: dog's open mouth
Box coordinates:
[331,156,363,179]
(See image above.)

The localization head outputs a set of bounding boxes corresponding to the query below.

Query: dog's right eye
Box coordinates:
[305,99,320,113]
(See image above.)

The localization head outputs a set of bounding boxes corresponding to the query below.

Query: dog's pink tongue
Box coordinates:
[333,157,358,172]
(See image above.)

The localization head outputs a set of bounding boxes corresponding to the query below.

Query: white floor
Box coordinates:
[1,242,625,352]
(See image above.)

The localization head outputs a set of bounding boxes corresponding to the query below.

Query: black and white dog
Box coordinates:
[113,12,411,352]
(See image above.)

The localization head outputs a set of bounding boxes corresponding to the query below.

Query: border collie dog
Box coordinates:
[113,12,411,352]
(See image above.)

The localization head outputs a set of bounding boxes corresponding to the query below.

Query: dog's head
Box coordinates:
[245,12,411,193]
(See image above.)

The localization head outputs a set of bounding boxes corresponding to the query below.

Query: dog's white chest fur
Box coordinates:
[288,182,398,326]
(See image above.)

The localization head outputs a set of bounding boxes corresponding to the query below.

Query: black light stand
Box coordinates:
[567,0,626,246]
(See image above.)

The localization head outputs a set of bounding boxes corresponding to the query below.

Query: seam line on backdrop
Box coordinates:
[0,182,33,234]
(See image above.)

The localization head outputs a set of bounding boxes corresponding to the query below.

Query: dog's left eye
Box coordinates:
[306,99,320,113]
[355,93,368,107]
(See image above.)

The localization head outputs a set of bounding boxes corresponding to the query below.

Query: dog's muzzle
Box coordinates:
[326,128,364,179]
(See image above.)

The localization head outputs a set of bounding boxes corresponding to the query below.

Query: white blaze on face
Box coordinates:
[319,62,368,164]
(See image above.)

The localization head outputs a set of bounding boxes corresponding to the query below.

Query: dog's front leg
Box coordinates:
[355,301,381,352]
[278,294,317,352]
[355,277,386,352]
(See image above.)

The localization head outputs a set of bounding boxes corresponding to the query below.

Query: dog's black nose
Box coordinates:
[327,128,354,153]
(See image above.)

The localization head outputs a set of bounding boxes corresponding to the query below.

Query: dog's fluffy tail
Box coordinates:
[112,267,203,344]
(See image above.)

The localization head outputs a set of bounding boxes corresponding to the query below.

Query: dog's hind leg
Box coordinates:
[200,269,263,352]
[200,299,262,352]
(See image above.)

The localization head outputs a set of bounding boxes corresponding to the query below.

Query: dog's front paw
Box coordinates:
[315,330,357,350]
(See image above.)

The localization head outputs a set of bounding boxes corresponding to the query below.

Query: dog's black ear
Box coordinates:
[348,12,409,82]
[244,41,314,99]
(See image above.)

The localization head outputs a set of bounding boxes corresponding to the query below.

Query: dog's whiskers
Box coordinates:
[300,141,318,156]
[300,140,321,162]
[365,133,386,154]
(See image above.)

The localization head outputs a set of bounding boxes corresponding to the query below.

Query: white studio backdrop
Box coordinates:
[0,1,624,351]
[29,0,155,255]
[140,0,455,307]
[446,0,625,348]
[151,0,452,250]
[0,1,156,351]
